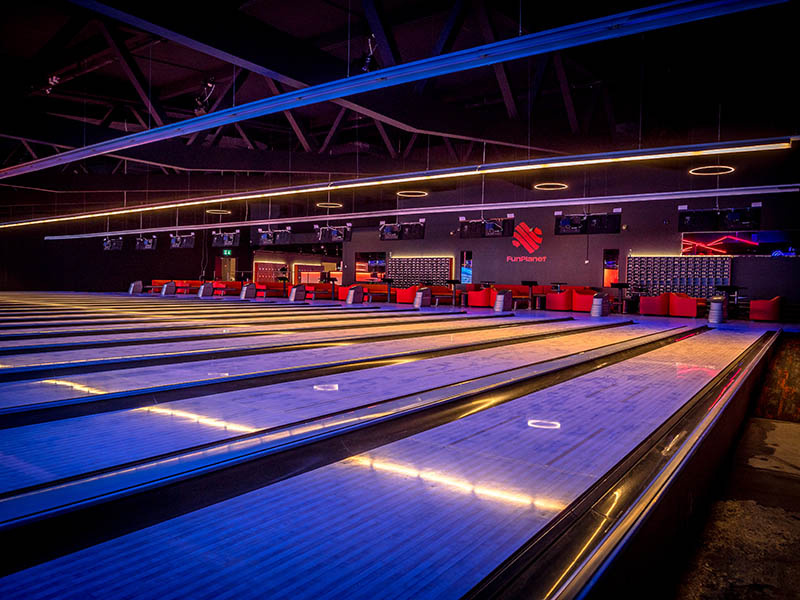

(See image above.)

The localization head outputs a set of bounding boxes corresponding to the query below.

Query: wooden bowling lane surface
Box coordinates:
[0,322,665,494]
[0,325,766,599]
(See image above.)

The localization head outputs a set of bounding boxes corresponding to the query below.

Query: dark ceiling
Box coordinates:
[0,0,796,223]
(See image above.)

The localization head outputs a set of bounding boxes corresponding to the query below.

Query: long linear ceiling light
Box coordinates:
[1,0,786,181]
[44,184,798,240]
[1,136,792,230]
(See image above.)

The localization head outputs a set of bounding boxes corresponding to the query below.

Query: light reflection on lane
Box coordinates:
[344,455,567,511]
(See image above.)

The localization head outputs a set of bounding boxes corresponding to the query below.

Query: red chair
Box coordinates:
[212,281,227,297]
[545,290,572,311]
[750,296,780,321]
[467,288,497,307]
[337,285,363,301]
[572,289,596,312]
[669,293,705,317]
[395,286,419,304]
[639,293,669,315]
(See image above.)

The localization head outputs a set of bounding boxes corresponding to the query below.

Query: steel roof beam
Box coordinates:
[2,0,786,181]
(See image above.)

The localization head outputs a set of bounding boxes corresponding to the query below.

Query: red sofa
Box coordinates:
[467,288,498,307]
[571,289,597,312]
[337,284,366,301]
[395,286,419,304]
[545,290,572,311]
[669,293,706,317]
[750,296,780,321]
[639,293,670,316]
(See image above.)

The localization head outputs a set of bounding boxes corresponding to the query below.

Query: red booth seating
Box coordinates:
[254,282,287,298]
[395,286,419,304]
[639,293,670,316]
[545,290,572,311]
[175,280,204,294]
[337,285,363,301]
[669,293,706,317]
[307,283,333,300]
[572,289,597,312]
[750,296,780,321]
[467,288,498,307]
[149,279,171,293]
[211,281,243,296]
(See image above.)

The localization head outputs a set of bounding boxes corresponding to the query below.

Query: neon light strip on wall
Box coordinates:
[43,183,800,240]
[0,137,793,231]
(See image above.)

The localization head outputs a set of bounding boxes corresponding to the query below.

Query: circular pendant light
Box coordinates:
[316,201,343,208]
[206,209,232,215]
[396,190,429,198]
[533,182,568,190]
[689,165,735,176]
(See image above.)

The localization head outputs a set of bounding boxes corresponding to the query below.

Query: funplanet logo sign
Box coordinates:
[508,222,547,262]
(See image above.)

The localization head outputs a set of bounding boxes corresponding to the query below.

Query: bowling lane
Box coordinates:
[0,319,607,406]
[0,315,530,367]
[0,311,460,348]
[0,329,764,600]
[0,322,663,493]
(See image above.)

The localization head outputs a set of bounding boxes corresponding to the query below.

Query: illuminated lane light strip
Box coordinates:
[1,137,791,231]
[40,379,107,395]
[133,406,258,433]
[43,183,800,241]
[344,455,566,511]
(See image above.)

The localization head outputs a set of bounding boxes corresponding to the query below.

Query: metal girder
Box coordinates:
[95,20,167,127]
[442,137,458,162]
[553,52,579,134]
[186,68,251,145]
[415,0,467,95]
[61,0,564,152]
[319,107,348,155]
[362,0,401,67]
[0,113,422,175]
[374,120,398,159]
[264,78,315,152]
[4,0,786,181]
[402,133,418,159]
[475,0,519,120]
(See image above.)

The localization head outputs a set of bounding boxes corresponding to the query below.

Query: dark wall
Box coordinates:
[341,182,800,301]
[2,180,799,301]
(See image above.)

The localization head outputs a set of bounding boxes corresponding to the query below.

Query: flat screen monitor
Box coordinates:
[103,237,123,251]
[586,214,621,234]
[400,222,425,240]
[459,220,484,238]
[555,215,587,235]
[170,234,195,249]
[212,231,240,247]
[380,223,402,240]
[135,236,157,250]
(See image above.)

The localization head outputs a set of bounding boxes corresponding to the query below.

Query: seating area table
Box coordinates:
[550,282,568,293]
[277,276,289,297]
[716,284,746,304]
[521,280,539,310]
[445,279,460,308]
[610,282,629,313]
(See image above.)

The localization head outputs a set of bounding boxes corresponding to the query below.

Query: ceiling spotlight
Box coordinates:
[689,165,735,176]
[194,77,216,116]
[316,201,343,209]
[206,208,232,215]
[534,182,569,190]
[396,190,429,198]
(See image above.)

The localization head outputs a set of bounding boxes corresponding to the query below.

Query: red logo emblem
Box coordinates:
[512,222,543,254]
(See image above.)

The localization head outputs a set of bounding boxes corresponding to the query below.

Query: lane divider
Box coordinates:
[0,317,574,381]
[0,320,635,428]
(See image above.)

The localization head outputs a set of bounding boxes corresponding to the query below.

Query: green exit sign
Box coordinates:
[222,249,232,256]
